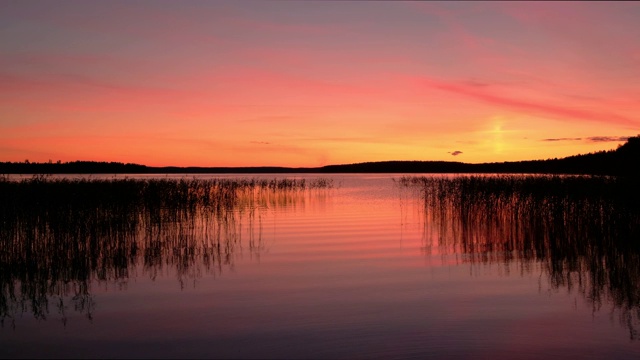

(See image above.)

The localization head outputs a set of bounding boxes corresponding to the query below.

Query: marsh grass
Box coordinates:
[0,176,332,325]
[399,174,640,339]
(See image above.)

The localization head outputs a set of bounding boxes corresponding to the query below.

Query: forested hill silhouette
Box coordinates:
[2,135,639,176]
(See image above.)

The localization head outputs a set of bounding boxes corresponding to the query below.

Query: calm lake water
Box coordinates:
[1,173,639,359]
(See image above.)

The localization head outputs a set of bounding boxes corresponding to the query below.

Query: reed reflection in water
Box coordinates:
[0,176,333,326]
[399,174,640,339]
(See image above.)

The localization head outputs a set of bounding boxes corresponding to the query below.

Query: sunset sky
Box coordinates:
[2,1,639,167]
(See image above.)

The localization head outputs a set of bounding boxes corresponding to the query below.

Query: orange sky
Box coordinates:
[1,1,639,167]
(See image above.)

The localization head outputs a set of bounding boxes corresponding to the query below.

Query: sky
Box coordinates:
[1,1,639,167]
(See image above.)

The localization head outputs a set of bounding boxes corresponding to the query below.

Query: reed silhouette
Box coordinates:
[0,176,333,326]
[399,174,640,339]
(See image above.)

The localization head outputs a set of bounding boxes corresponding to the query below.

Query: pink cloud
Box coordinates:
[415,77,639,128]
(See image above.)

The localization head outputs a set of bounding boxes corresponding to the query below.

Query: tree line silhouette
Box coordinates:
[2,136,638,176]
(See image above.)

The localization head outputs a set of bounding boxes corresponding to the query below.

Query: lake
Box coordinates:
[1,173,639,359]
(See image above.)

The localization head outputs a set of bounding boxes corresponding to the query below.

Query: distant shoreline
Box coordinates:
[2,136,639,177]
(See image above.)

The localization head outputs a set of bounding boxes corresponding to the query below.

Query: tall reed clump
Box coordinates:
[398,174,640,339]
[0,176,332,324]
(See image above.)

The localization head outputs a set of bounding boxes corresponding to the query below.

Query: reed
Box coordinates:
[399,174,640,339]
[0,176,331,324]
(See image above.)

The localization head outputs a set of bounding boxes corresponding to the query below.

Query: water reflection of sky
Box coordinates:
[1,174,639,358]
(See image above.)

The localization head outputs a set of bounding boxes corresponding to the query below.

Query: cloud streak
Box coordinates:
[587,136,630,142]
[541,138,582,142]
[541,136,630,142]
[418,77,639,127]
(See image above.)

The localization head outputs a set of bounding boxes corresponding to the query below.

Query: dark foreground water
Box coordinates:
[1,174,639,359]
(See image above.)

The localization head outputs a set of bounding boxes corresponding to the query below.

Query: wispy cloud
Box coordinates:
[448,150,463,156]
[417,77,639,127]
[541,136,630,142]
[541,138,582,142]
[587,136,630,142]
